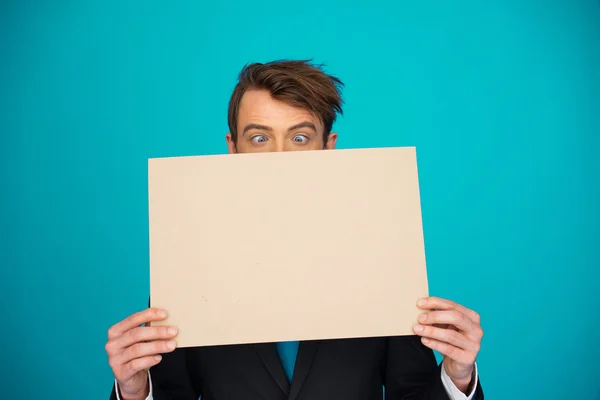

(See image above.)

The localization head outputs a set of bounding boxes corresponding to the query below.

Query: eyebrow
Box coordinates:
[287,121,317,132]
[242,123,273,136]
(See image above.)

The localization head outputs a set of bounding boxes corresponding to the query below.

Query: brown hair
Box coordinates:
[227,59,344,142]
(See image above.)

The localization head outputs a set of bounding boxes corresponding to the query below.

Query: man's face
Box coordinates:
[226,89,338,154]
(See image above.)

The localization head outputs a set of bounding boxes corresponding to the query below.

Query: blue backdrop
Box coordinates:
[1,1,599,399]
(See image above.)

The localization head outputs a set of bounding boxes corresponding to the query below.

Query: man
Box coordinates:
[106,60,484,400]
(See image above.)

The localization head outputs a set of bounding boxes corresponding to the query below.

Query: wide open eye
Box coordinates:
[292,134,309,144]
[250,135,268,144]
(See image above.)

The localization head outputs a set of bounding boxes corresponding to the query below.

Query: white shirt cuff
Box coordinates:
[440,362,478,400]
[114,370,153,400]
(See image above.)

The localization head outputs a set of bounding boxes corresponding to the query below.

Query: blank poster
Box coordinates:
[148,147,429,347]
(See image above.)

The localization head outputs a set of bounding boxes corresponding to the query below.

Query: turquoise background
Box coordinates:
[1,1,599,399]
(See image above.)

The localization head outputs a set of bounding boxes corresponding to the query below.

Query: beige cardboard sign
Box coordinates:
[148,147,429,347]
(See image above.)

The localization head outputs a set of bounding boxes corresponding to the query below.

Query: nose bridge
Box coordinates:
[273,138,286,152]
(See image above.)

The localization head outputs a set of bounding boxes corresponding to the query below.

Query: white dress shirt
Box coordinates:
[115,362,478,400]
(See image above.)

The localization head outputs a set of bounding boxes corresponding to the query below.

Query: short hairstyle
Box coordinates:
[227,59,344,142]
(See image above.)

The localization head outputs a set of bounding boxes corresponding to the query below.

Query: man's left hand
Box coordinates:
[413,296,483,393]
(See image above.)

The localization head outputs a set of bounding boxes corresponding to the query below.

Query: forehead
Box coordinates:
[237,89,322,130]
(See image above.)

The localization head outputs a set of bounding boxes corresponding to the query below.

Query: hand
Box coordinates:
[105,308,178,400]
[413,296,483,394]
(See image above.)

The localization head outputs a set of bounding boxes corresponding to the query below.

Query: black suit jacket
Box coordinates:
[110,335,483,400]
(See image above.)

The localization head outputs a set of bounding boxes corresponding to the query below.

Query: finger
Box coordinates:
[107,326,178,354]
[119,355,163,381]
[420,337,476,366]
[108,308,168,340]
[418,297,480,324]
[418,310,473,333]
[413,324,479,352]
[116,340,177,365]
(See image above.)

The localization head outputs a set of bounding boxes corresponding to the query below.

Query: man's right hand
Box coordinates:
[106,308,178,400]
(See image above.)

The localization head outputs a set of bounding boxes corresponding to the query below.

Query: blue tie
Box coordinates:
[275,341,299,381]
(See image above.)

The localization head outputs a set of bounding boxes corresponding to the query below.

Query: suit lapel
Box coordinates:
[253,343,290,395]
[289,340,320,400]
